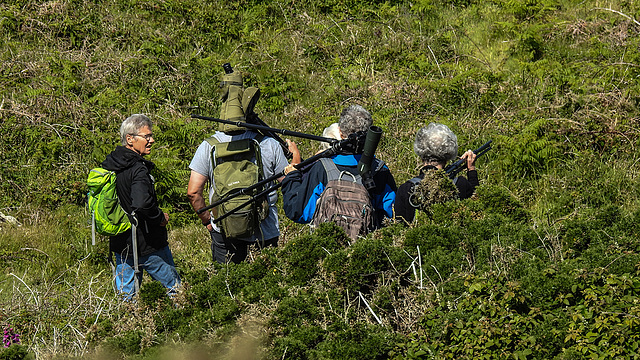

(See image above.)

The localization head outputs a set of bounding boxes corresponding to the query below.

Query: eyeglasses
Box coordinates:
[133,133,153,141]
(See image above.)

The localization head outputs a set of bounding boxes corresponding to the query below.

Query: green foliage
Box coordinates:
[3,0,640,359]
[310,323,399,360]
[139,281,171,308]
[323,234,407,293]
[269,290,399,360]
[472,184,530,222]
[561,270,640,358]
[410,169,459,216]
[104,330,145,356]
[0,345,34,360]
[497,0,561,21]
[281,222,350,285]
[496,118,562,177]
[515,25,546,61]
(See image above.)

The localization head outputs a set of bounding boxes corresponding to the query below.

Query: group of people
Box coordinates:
[101,106,479,299]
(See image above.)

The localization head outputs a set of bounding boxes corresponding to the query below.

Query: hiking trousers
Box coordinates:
[113,245,181,300]
[209,229,278,264]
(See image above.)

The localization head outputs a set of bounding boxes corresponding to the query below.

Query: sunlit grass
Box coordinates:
[2,0,640,358]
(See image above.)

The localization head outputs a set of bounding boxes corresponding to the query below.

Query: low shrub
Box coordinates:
[0,345,34,360]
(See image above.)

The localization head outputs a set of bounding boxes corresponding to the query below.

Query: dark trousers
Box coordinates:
[209,229,278,264]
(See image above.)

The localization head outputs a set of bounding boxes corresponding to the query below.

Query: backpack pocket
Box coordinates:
[218,195,262,239]
[312,179,374,241]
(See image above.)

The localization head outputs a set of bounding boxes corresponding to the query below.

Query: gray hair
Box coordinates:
[319,123,341,151]
[338,105,372,137]
[120,114,152,145]
[414,123,458,163]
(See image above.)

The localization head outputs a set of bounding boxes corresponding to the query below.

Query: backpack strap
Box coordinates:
[372,158,386,173]
[251,134,264,179]
[205,135,220,167]
[205,135,219,146]
[319,158,339,181]
[319,158,363,184]
[205,133,264,170]
[408,177,422,185]
[407,176,423,209]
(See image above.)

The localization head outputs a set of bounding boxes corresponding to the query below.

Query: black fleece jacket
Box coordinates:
[101,146,168,257]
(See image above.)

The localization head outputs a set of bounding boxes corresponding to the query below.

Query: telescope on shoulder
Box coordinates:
[216,63,294,158]
[445,140,492,179]
[357,126,382,190]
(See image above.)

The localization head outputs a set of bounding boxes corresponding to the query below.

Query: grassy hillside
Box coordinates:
[2,0,640,359]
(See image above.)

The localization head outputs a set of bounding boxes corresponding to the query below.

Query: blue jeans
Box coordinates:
[113,246,181,300]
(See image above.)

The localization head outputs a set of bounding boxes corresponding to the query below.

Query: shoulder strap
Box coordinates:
[319,158,363,183]
[319,158,340,182]
[252,133,264,143]
[251,134,264,182]
[206,134,263,168]
[406,176,423,209]
[205,136,221,168]
[205,135,219,147]
[205,133,264,149]
[206,133,264,144]
[406,176,422,193]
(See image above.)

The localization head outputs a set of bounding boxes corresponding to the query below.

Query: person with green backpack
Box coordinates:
[187,66,292,264]
[99,114,181,299]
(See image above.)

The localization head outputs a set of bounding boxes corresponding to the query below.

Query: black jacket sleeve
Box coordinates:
[455,170,479,200]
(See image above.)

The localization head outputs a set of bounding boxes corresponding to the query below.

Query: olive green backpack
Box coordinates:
[207,134,268,239]
[210,64,267,238]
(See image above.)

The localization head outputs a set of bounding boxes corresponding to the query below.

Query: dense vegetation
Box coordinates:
[2,0,640,358]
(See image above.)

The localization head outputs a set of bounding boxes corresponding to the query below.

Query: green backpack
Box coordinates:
[207,135,268,239]
[87,167,131,237]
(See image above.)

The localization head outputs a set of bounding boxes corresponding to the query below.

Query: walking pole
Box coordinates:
[131,212,140,296]
[91,210,96,246]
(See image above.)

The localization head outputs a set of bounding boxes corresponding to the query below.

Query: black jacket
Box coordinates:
[101,146,168,257]
[394,167,479,225]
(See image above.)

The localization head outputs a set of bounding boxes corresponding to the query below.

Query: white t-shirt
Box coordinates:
[189,131,289,241]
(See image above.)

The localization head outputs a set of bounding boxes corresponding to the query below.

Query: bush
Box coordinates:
[281,222,350,286]
[4,0,640,359]
[0,345,34,360]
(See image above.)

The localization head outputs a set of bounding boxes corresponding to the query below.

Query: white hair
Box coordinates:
[120,114,152,145]
[338,105,372,136]
[319,123,341,150]
[413,123,458,163]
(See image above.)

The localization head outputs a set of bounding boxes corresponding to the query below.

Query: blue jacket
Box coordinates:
[281,154,397,228]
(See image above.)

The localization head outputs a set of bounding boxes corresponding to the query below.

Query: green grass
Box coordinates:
[2,0,640,358]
